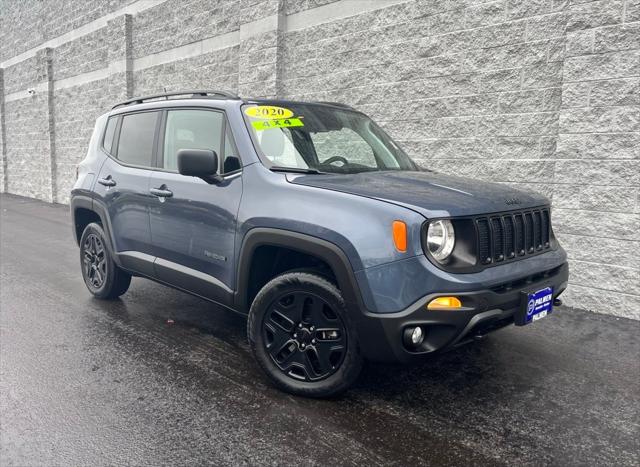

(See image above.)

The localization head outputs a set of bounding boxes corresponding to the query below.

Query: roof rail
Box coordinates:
[315,101,355,110]
[112,90,240,109]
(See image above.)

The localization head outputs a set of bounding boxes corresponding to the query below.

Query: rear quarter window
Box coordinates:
[102,117,117,154]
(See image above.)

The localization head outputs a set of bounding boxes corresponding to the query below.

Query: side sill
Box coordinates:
[117,250,240,313]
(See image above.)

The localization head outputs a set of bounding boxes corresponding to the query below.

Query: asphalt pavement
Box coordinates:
[1,193,638,466]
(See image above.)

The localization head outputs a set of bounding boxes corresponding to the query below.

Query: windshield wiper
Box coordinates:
[270,166,325,175]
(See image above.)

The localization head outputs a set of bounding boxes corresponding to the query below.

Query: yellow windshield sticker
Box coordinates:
[252,118,304,131]
[245,105,294,119]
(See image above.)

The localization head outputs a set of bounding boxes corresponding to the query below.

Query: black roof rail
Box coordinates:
[112,90,241,109]
[315,101,355,110]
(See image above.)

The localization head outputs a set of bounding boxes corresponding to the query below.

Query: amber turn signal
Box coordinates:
[427,296,462,310]
[392,221,407,252]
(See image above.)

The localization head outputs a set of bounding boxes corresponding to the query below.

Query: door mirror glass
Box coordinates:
[177,149,219,183]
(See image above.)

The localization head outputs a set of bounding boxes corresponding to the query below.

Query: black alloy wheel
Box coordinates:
[248,271,363,397]
[83,233,107,289]
[264,290,347,381]
[79,222,131,299]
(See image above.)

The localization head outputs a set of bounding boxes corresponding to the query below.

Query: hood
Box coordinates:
[287,170,549,218]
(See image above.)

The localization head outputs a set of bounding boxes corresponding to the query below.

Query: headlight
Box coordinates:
[426,220,455,262]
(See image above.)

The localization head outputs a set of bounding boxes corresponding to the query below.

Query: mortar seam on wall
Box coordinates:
[45,48,57,203]
[0,69,6,192]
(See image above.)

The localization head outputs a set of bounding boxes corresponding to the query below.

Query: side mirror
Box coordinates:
[177,149,220,184]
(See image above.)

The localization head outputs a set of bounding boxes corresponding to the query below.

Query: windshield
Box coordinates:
[243,103,419,174]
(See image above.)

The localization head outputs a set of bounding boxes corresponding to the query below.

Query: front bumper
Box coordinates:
[353,261,569,363]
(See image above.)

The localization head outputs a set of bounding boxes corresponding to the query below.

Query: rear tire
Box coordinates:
[248,272,363,398]
[79,222,131,299]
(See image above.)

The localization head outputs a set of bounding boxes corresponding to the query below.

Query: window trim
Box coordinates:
[152,110,167,170]
[112,115,123,157]
[223,120,242,176]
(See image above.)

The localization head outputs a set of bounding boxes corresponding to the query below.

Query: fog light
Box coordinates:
[403,326,424,348]
[411,327,423,345]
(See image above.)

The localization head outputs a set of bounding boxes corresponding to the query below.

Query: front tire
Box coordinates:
[248,272,363,398]
[79,222,131,299]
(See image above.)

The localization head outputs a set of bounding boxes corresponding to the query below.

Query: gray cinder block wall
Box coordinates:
[0,0,638,318]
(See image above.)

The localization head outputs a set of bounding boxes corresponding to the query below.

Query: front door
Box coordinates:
[149,108,243,305]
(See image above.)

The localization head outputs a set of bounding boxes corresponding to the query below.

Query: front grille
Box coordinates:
[476,207,552,266]
[477,219,490,262]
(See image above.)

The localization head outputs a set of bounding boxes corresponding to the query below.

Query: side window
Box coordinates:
[163,110,223,172]
[116,111,158,167]
[102,117,117,154]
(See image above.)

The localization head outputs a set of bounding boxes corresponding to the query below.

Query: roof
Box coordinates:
[111,90,356,112]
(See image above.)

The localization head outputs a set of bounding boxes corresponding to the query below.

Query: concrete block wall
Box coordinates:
[0,69,5,194]
[131,0,239,59]
[0,0,138,61]
[554,0,640,316]
[0,0,638,318]
[133,48,240,96]
[3,50,55,202]
[54,79,115,201]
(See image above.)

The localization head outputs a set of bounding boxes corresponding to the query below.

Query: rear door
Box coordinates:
[94,110,160,275]
[148,108,243,305]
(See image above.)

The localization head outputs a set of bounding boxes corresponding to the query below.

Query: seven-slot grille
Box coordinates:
[476,208,551,265]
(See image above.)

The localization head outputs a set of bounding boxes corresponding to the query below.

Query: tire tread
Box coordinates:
[80,222,131,300]
[247,271,362,398]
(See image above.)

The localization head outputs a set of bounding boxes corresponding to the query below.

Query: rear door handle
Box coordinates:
[97,176,116,187]
[150,186,173,198]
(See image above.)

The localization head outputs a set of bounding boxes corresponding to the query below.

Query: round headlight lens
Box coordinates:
[426,220,455,262]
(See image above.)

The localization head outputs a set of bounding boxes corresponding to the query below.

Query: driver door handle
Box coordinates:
[150,185,173,198]
[97,176,116,187]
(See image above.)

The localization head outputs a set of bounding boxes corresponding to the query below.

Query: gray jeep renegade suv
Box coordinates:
[71,90,569,397]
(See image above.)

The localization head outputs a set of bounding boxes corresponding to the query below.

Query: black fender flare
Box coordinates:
[234,228,371,315]
[70,194,123,268]
[70,194,94,245]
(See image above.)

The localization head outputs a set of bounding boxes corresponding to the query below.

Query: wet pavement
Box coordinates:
[0,193,638,466]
